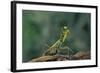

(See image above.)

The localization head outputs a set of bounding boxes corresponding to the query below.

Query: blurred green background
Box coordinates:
[22,10,91,62]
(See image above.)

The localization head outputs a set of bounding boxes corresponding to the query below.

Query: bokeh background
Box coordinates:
[22,10,91,62]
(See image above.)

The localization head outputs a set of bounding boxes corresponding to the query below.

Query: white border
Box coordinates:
[16,3,96,70]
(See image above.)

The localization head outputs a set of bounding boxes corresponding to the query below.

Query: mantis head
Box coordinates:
[63,26,69,31]
[63,26,68,30]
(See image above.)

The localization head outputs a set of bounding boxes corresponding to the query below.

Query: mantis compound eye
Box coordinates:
[63,26,67,30]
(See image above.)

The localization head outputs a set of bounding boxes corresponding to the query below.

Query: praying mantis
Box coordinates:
[42,26,71,56]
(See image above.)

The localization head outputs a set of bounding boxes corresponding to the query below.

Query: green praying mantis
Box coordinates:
[42,26,72,56]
